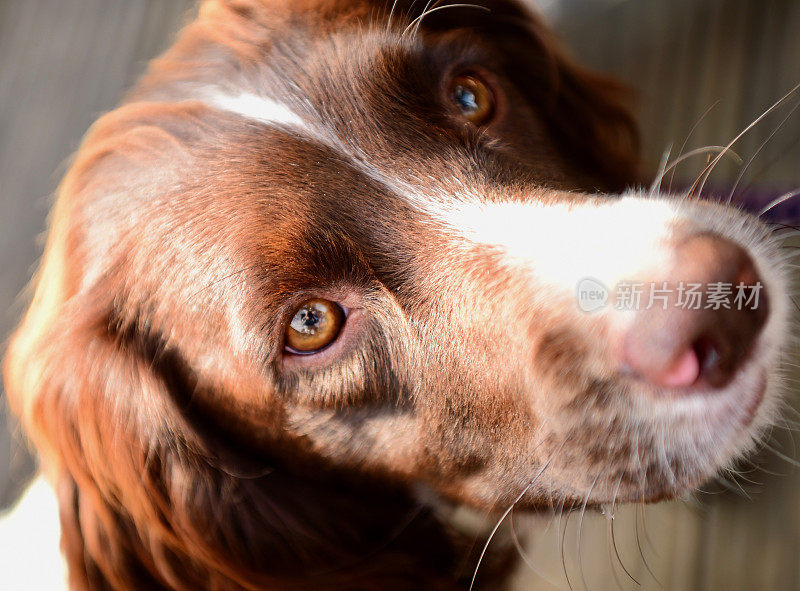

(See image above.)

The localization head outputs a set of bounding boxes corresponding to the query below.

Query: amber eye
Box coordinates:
[284,299,345,354]
[448,73,495,125]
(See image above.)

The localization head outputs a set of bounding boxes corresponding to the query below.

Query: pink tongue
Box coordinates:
[657,348,701,388]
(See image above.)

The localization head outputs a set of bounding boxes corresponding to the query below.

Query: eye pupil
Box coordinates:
[454,85,479,113]
[285,299,345,354]
[299,309,319,330]
[448,73,495,126]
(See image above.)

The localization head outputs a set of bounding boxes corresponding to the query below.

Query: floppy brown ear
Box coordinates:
[526,34,642,192]
[418,0,641,192]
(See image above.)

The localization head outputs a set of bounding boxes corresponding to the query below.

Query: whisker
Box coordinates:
[726,467,762,487]
[759,188,800,217]
[402,3,490,39]
[411,0,439,37]
[690,81,800,199]
[560,510,575,591]
[762,441,800,468]
[609,474,639,586]
[772,414,800,434]
[576,474,600,591]
[777,399,800,425]
[693,482,725,495]
[386,0,403,31]
[662,146,742,181]
[742,456,785,478]
[728,99,800,204]
[668,100,720,193]
[782,417,798,462]
[649,146,672,196]
[469,434,563,591]
[633,502,659,584]
[737,128,800,198]
[639,497,658,558]
[713,474,751,500]
[605,510,627,591]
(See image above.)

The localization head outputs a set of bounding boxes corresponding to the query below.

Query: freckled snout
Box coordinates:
[620,234,769,390]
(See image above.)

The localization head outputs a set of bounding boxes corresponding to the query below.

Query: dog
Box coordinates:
[3,0,793,589]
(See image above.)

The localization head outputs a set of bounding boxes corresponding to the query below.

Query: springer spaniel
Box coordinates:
[2,0,792,589]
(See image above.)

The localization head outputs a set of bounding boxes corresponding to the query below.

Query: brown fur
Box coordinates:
[5,1,651,589]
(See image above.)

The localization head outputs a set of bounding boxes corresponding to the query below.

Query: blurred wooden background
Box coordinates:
[0,0,798,589]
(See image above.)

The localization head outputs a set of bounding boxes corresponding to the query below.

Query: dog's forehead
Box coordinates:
[193,1,509,141]
[202,36,518,206]
[247,31,483,143]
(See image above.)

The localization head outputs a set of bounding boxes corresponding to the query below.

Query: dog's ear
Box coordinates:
[417,0,641,192]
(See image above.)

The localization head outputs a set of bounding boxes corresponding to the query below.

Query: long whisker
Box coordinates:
[726,465,762,487]
[605,510,626,591]
[576,474,600,591]
[713,474,751,500]
[762,441,800,468]
[609,474,639,586]
[649,146,672,196]
[690,81,800,199]
[411,0,439,36]
[759,188,800,217]
[668,100,720,193]
[741,455,785,478]
[560,510,575,591]
[469,434,563,591]
[737,128,800,198]
[402,3,490,39]
[386,0,402,31]
[639,497,657,558]
[634,501,659,583]
[662,146,742,180]
[727,99,800,204]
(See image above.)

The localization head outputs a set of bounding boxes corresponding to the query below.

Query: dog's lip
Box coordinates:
[733,370,768,429]
[571,373,770,506]
[643,364,768,429]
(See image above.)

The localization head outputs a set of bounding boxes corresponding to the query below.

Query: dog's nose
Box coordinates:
[620,234,768,390]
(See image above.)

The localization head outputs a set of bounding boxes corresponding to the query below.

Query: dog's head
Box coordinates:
[4,0,792,586]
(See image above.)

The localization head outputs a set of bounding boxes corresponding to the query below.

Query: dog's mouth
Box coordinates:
[632,329,772,433]
[588,344,775,506]
[503,311,784,511]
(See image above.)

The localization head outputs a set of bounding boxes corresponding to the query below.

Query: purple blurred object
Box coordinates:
[735,187,800,224]
[680,184,800,225]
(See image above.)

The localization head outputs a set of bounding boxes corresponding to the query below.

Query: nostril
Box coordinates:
[691,336,725,388]
[693,337,718,375]
[618,234,769,392]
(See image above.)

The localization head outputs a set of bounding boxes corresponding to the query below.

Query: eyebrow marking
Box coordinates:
[205,92,311,132]
[203,90,439,208]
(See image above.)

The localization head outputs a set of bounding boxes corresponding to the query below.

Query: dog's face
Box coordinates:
[6,0,791,523]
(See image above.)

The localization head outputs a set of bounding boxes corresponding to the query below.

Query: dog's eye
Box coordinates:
[448,73,495,126]
[285,299,345,354]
